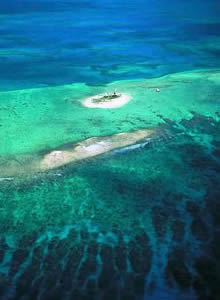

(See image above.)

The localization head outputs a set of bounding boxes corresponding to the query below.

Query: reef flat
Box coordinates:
[0,69,219,157]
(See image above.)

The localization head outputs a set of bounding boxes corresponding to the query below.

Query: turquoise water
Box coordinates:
[0,1,220,300]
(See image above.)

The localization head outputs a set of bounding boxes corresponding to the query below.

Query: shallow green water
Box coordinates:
[1,69,219,156]
[0,69,220,299]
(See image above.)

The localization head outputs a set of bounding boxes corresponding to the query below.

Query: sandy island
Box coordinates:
[82,92,131,109]
[0,129,154,177]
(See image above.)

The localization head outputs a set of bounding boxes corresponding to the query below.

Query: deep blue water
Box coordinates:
[0,0,220,90]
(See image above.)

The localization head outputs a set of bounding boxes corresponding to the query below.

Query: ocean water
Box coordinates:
[1,0,220,91]
[0,1,220,300]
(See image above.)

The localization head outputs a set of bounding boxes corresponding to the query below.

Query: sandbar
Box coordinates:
[39,129,153,170]
[0,129,154,177]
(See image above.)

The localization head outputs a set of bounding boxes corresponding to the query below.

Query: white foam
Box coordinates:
[113,140,150,154]
[0,177,13,182]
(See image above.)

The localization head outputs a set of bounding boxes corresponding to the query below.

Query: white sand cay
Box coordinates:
[82,92,131,108]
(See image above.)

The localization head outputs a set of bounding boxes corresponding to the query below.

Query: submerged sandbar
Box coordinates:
[0,129,154,178]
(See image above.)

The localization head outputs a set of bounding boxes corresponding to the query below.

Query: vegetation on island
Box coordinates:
[92,91,121,103]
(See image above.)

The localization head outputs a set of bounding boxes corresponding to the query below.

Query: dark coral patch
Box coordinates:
[134,231,150,249]
[17,255,41,295]
[115,242,127,272]
[186,201,201,218]
[47,236,60,251]
[182,143,217,171]
[87,240,99,257]
[77,261,90,286]
[99,245,116,290]
[134,274,146,294]
[172,219,185,242]
[98,264,116,290]
[165,249,192,290]
[102,286,118,300]
[80,229,89,241]
[78,256,97,286]
[68,228,79,241]
[55,238,70,258]
[0,237,8,262]
[42,288,65,300]
[205,191,220,229]
[16,268,36,299]
[152,206,169,238]
[0,249,4,263]
[120,289,136,300]
[128,236,152,275]
[60,244,84,289]
[211,232,220,260]
[18,231,40,249]
[71,289,81,299]
[165,259,192,290]
[100,245,114,264]
[123,273,135,296]
[191,217,209,241]
[0,274,10,298]
[194,256,220,299]
[180,113,216,134]
[192,276,208,299]
[9,248,29,277]
[85,278,97,297]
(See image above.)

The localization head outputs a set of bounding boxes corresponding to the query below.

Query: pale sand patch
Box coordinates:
[82,93,131,108]
[39,129,153,171]
[0,129,154,177]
